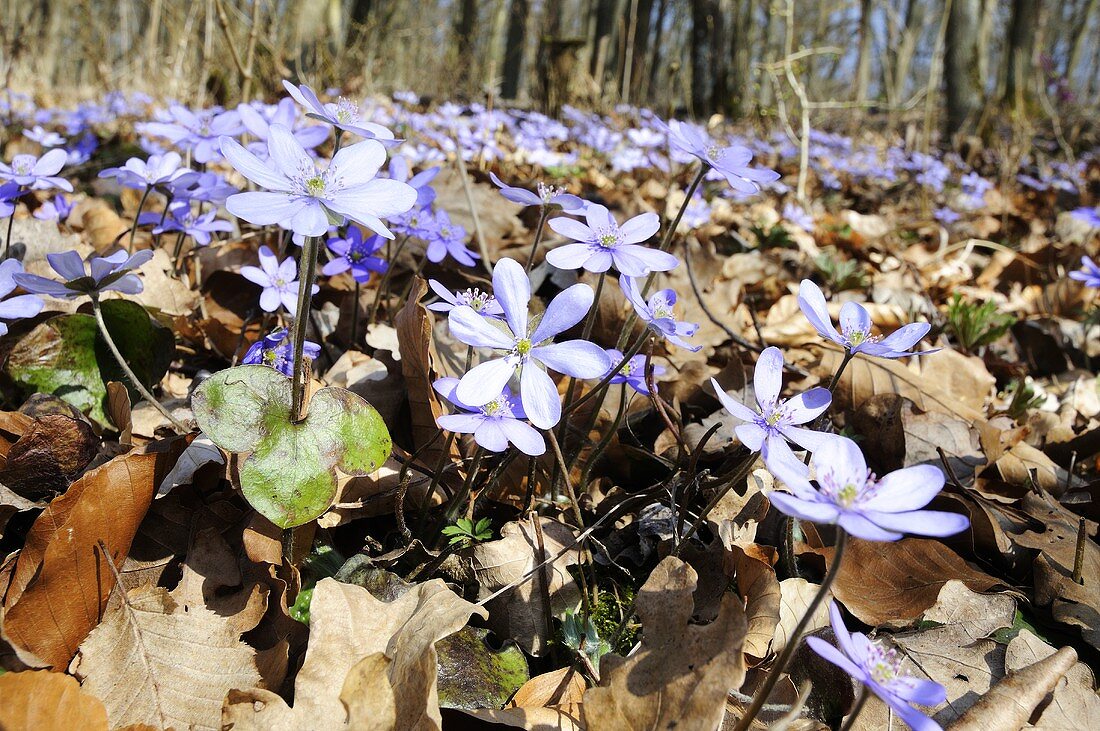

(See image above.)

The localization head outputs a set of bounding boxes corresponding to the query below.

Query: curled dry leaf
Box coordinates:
[0,414,99,500]
[832,537,1000,627]
[949,644,1078,731]
[1,439,188,668]
[69,585,264,731]
[463,666,587,731]
[471,517,582,656]
[726,543,781,660]
[221,576,487,731]
[1002,629,1100,729]
[0,669,109,731]
[581,556,747,731]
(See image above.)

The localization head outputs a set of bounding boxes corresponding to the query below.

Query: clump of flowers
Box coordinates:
[241,328,321,377]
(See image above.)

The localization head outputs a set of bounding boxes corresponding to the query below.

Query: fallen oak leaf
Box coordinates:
[221,576,487,731]
[581,556,748,730]
[462,666,587,730]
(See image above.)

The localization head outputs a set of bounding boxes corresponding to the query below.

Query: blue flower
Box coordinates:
[322,227,387,282]
[547,204,678,276]
[1070,255,1100,288]
[241,328,321,377]
[13,249,153,300]
[798,280,936,359]
[433,377,545,456]
[619,275,700,352]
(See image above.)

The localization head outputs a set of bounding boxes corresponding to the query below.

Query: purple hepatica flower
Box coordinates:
[605,348,664,396]
[547,204,677,276]
[710,347,832,472]
[768,435,970,542]
[807,602,947,731]
[783,202,814,232]
[389,155,439,209]
[1069,255,1100,288]
[13,249,153,299]
[33,194,73,222]
[1071,206,1100,229]
[237,98,329,156]
[488,172,585,213]
[98,152,191,190]
[240,245,317,315]
[798,280,936,359]
[166,171,237,205]
[221,124,415,238]
[448,257,611,429]
[241,328,321,377]
[659,118,780,194]
[433,377,545,456]
[139,201,233,246]
[0,260,45,336]
[282,81,395,141]
[23,126,65,148]
[138,106,243,164]
[933,207,960,225]
[322,227,387,282]
[0,150,72,192]
[619,275,701,352]
[0,183,23,218]
[426,279,504,317]
[425,209,479,266]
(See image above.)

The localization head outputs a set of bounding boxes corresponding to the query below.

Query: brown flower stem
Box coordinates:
[733,529,849,731]
[2,209,15,260]
[525,206,550,272]
[91,296,188,433]
[290,234,319,422]
[127,184,153,254]
[839,686,870,731]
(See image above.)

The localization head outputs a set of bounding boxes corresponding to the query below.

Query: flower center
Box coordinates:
[594,226,621,249]
[818,466,877,508]
[866,643,903,684]
[481,395,508,417]
[459,288,494,312]
[304,175,327,197]
[335,97,359,124]
[620,361,635,376]
[12,157,33,175]
[274,277,288,288]
[705,144,722,162]
[652,302,674,319]
[844,328,879,347]
[513,338,532,359]
[537,182,565,203]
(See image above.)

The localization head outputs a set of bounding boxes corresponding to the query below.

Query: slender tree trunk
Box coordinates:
[501,0,528,100]
[453,0,478,90]
[1002,0,1040,114]
[710,0,730,113]
[647,0,669,104]
[945,0,982,140]
[1067,0,1098,90]
[727,0,754,117]
[854,0,874,102]
[891,0,927,104]
[628,0,654,102]
[689,0,714,116]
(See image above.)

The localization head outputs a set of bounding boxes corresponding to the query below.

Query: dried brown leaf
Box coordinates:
[581,557,747,730]
[950,645,1078,731]
[2,440,187,668]
[0,669,108,731]
[69,585,263,731]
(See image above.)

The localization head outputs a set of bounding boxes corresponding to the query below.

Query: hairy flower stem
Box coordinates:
[170,232,188,276]
[554,272,606,486]
[290,235,319,422]
[367,234,410,325]
[839,686,870,731]
[524,206,550,272]
[418,430,457,535]
[2,211,15,261]
[128,185,153,254]
[152,192,173,249]
[564,331,649,418]
[579,384,629,488]
[441,446,485,529]
[733,529,849,731]
[333,129,344,155]
[350,280,361,350]
[827,349,855,393]
[675,451,758,551]
[546,428,584,527]
[91,296,188,433]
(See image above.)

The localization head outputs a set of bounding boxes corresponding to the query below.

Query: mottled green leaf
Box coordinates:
[436,627,530,710]
[192,365,391,528]
[5,301,173,427]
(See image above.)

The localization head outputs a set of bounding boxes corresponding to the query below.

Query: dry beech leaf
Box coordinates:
[0,669,109,731]
[221,576,486,731]
[920,580,1016,644]
[2,440,187,668]
[727,544,781,660]
[950,644,1078,731]
[581,557,747,730]
[773,578,831,655]
[464,666,586,730]
[831,538,1000,627]
[915,348,995,413]
[118,247,200,317]
[0,414,98,500]
[69,585,263,731]
[471,517,582,656]
[395,276,460,466]
[1002,629,1100,729]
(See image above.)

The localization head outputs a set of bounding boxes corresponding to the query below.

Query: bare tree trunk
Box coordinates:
[647,0,669,103]
[727,0,755,117]
[945,0,982,140]
[1066,0,1098,90]
[891,0,927,104]
[710,0,730,113]
[759,0,783,110]
[500,0,528,100]
[689,0,714,116]
[1002,0,1040,114]
[453,0,478,91]
[854,0,874,102]
[628,0,655,102]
